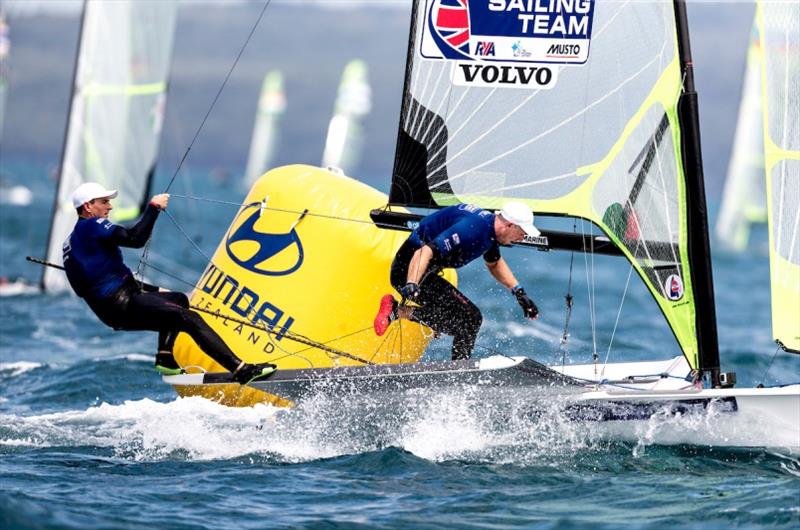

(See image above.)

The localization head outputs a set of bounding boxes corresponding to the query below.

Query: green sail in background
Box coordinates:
[757,1,800,353]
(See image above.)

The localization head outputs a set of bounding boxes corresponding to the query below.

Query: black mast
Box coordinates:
[673,0,721,387]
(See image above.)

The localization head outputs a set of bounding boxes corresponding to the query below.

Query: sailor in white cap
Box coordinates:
[63,183,276,384]
[374,202,540,360]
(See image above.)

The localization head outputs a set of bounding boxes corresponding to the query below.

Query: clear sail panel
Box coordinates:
[759,1,800,353]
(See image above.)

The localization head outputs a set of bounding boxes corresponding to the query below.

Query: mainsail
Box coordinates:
[716,17,767,251]
[42,0,177,292]
[387,0,718,374]
[243,70,286,187]
[321,59,372,174]
[757,1,800,353]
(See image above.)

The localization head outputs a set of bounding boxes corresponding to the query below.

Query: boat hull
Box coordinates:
[163,356,800,450]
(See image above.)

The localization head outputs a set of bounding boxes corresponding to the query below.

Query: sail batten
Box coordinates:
[388,0,718,370]
[42,0,177,292]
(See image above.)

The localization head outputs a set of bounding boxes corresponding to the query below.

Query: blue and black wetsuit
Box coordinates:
[63,205,242,372]
[390,204,500,360]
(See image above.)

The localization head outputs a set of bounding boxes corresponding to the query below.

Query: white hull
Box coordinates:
[553,357,800,450]
[165,355,800,450]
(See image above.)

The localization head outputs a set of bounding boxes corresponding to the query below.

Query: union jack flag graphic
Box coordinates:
[433,0,470,54]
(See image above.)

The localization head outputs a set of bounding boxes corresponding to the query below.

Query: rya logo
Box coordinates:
[225,203,304,276]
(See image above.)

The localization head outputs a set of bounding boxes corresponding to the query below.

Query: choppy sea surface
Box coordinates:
[1,159,799,529]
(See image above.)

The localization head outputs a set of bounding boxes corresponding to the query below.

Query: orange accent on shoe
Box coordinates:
[373,294,396,336]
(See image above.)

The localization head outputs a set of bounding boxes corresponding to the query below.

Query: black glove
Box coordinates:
[400,282,420,301]
[512,285,539,319]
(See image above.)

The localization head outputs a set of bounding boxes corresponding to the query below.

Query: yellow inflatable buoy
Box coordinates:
[172,164,456,406]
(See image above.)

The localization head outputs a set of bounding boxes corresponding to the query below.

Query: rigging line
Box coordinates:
[580,219,598,366]
[188,303,376,366]
[601,260,635,376]
[171,194,381,227]
[560,220,578,368]
[288,325,374,356]
[371,315,403,362]
[759,345,783,386]
[162,209,215,264]
[163,0,273,193]
[140,260,201,290]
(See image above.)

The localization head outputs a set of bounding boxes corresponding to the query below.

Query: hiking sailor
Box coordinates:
[62,182,276,384]
[374,202,540,360]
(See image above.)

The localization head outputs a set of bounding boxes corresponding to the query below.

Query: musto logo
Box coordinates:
[225,202,304,276]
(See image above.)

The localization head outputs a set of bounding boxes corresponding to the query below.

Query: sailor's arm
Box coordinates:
[485,256,519,290]
[486,257,539,319]
[111,194,169,248]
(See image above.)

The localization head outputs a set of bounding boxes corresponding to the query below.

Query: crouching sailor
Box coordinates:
[374,202,540,360]
[63,182,276,385]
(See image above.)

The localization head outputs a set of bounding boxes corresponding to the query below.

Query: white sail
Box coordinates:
[758,1,800,353]
[716,19,767,251]
[243,70,286,187]
[0,13,9,145]
[42,0,177,292]
[321,59,372,175]
[389,0,714,369]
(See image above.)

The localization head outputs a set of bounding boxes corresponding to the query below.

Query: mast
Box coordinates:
[41,0,87,291]
[673,0,721,386]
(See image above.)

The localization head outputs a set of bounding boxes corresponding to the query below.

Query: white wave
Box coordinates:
[0,390,603,464]
[115,353,152,363]
[0,361,43,376]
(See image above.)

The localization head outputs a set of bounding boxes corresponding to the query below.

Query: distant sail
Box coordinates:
[42,1,177,292]
[321,59,372,175]
[716,18,767,251]
[389,1,714,370]
[757,1,800,353]
[0,13,9,145]
[243,70,286,187]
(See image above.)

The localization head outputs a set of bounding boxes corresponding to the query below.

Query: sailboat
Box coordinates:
[243,70,286,188]
[715,15,768,251]
[41,0,178,292]
[164,1,798,448]
[321,59,372,175]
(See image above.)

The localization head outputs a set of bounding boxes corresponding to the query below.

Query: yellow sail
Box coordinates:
[173,165,452,405]
[757,2,800,353]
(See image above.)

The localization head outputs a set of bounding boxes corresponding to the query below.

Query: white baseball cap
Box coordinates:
[499,202,540,237]
[71,182,118,208]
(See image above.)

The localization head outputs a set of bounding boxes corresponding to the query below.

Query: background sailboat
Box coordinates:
[715,16,768,251]
[41,0,177,292]
[0,12,33,208]
[242,70,286,188]
[758,1,800,354]
[320,59,372,176]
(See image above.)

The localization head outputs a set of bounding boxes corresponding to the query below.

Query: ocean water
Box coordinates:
[1,159,799,529]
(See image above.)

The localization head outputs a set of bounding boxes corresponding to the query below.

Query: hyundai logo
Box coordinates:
[225,202,304,276]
